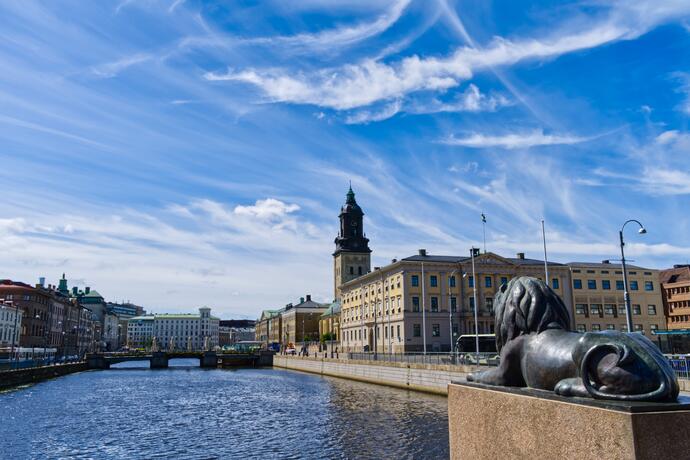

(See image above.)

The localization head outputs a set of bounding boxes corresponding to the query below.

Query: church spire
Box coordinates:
[334,185,371,256]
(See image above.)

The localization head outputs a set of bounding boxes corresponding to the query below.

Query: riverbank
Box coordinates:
[273,355,479,395]
[0,362,87,390]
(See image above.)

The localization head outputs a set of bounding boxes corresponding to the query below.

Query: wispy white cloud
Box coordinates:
[672,71,690,115]
[253,0,410,51]
[410,84,512,114]
[439,129,590,149]
[205,2,690,110]
[345,99,402,124]
[91,53,153,78]
[168,0,186,13]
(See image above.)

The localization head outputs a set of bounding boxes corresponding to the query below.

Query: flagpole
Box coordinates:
[481,213,487,254]
[541,219,549,284]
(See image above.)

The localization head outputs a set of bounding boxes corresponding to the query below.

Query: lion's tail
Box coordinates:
[580,335,679,402]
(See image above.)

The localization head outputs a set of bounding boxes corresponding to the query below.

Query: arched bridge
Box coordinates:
[86,351,274,370]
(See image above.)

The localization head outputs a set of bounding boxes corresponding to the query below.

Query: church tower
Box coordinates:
[333,186,371,300]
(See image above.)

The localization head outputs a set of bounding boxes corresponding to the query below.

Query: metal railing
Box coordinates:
[669,357,690,380]
[345,352,499,367]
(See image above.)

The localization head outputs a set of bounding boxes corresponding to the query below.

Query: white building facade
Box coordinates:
[0,301,22,347]
[127,315,154,349]
[127,307,219,351]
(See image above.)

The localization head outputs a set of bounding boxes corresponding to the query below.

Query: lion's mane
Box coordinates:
[494,276,572,353]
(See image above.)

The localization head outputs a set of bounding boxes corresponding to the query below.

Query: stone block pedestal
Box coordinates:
[150,352,169,369]
[448,381,690,460]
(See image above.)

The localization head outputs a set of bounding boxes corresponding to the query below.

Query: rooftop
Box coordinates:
[567,261,648,270]
[661,266,690,284]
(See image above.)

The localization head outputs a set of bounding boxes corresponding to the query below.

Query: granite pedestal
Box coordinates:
[448,381,690,460]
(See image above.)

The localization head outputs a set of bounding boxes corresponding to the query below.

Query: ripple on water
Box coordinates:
[0,360,449,459]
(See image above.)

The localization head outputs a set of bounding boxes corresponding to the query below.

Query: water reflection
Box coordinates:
[1,362,449,459]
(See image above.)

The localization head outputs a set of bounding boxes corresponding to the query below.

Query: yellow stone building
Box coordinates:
[339,249,573,353]
[319,301,341,342]
[568,261,664,336]
[256,309,281,346]
[279,295,328,344]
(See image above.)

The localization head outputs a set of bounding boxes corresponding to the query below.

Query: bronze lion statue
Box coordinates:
[467,276,679,402]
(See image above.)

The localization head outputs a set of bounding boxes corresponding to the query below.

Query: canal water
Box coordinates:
[1,359,449,459]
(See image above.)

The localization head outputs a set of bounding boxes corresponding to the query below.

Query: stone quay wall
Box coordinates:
[273,355,478,395]
[0,362,87,390]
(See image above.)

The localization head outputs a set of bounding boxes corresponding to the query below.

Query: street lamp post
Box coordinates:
[449,268,460,354]
[470,247,480,364]
[619,220,647,333]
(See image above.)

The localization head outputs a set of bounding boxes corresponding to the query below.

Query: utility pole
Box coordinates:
[542,219,549,284]
[471,247,480,364]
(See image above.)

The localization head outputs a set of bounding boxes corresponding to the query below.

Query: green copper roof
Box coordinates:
[320,301,341,318]
[129,315,154,321]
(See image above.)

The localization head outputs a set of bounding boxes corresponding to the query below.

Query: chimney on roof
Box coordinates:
[85,287,90,294]
[300,297,304,303]
[39,277,45,287]
[72,287,78,295]
[602,260,610,264]
[517,252,525,260]
[419,249,427,256]
[306,295,311,302]
[392,258,397,263]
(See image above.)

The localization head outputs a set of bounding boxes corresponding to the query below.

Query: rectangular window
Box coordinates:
[605,304,615,315]
[632,305,641,315]
[590,304,601,315]
[450,297,457,313]
[485,276,492,288]
[430,275,438,287]
[592,324,601,331]
[500,277,508,286]
[432,324,440,337]
[552,278,559,290]
[469,297,475,311]
[645,281,654,291]
[411,275,419,287]
[650,324,658,332]
[630,281,639,291]
[413,324,421,337]
[430,297,439,312]
[468,276,474,288]
[587,279,597,290]
[574,279,582,289]
[618,305,626,315]
[452,323,459,336]
[576,324,586,333]
[397,325,401,339]
[602,280,611,290]
[412,297,420,312]
[449,276,456,288]
[607,324,615,330]
[616,280,624,290]
[647,305,657,315]
[485,298,493,311]
[575,304,587,315]
[634,324,643,332]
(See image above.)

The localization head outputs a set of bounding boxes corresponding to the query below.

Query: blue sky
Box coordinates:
[1,1,690,317]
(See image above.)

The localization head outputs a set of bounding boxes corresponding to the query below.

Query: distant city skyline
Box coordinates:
[1,1,690,316]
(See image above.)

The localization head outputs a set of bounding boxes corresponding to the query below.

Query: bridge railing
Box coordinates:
[669,357,690,380]
[345,352,499,367]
